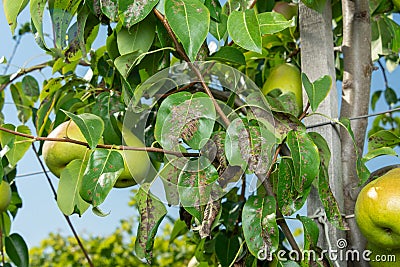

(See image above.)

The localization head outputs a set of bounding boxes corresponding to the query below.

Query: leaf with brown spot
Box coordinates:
[135,183,167,262]
[318,167,347,230]
[287,130,320,192]
[242,195,279,258]
[80,149,124,207]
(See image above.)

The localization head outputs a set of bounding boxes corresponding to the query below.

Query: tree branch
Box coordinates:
[153,8,231,127]
[341,0,372,264]
[0,126,199,158]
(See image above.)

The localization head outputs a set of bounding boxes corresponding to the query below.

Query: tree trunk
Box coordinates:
[341,0,372,265]
[299,1,346,266]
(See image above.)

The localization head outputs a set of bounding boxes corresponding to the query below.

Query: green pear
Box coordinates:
[355,168,400,249]
[367,242,400,266]
[114,126,151,188]
[43,120,150,188]
[262,63,303,114]
[0,181,11,212]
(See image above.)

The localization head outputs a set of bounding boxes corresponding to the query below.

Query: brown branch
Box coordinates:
[0,126,199,158]
[0,62,49,91]
[153,8,231,127]
[32,145,94,267]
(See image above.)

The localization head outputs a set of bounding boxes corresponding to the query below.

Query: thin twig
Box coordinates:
[0,126,199,158]
[3,35,21,74]
[0,62,49,92]
[32,145,95,267]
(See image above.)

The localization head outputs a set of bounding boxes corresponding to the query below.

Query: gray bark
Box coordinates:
[299,1,346,266]
[341,0,373,265]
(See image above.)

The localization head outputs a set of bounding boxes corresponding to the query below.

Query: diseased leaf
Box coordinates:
[119,0,159,27]
[5,233,29,267]
[178,158,220,212]
[287,130,320,192]
[318,167,347,230]
[165,0,210,61]
[368,130,400,150]
[363,147,398,162]
[135,183,167,262]
[100,0,118,21]
[48,0,81,48]
[62,111,104,149]
[155,92,216,150]
[159,160,181,206]
[21,75,39,101]
[308,132,330,168]
[227,10,262,53]
[3,0,28,34]
[297,216,320,266]
[272,111,305,142]
[57,159,90,216]
[80,149,124,207]
[242,195,279,258]
[277,158,296,216]
[199,200,221,239]
[258,12,295,35]
[0,124,32,167]
[302,73,332,112]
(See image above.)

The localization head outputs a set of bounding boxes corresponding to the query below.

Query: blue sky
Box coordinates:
[0,4,399,250]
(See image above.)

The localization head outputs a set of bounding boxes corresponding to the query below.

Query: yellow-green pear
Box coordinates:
[0,181,11,212]
[262,63,303,113]
[43,121,91,177]
[355,168,400,249]
[114,126,151,188]
[367,242,400,266]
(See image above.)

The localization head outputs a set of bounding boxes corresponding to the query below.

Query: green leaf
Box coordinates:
[135,183,167,262]
[119,0,159,27]
[363,147,398,162]
[368,130,400,150]
[308,132,331,168]
[5,233,29,267]
[301,73,332,112]
[371,17,393,61]
[155,92,216,150]
[57,159,90,216]
[384,87,397,105]
[242,195,279,258]
[48,0,81,48]
[227,10,262,53]
[0,75,11,84]
[92,92,123,145]
[301,0,326,13]
[339,118,371,185]
[370,90,382,111]
[165,0,210,61]
[62,111,104,149]
[257,12,295,35]
[209,46,246,65]
[287,130,320,191]
[117,16,156,55]
[215,233,241,267]
[205,0,222,21]
[0,124,32,167]
[169,219,188,244]
[318,167,347,230]
[80,149,124,207]
[210,13,228,40]
[297,216,319,266]
[3,0,28,34]
[21,75,40,101]
[10,83,34,123]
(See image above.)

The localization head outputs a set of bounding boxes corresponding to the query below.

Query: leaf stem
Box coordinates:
[31,144,95,267]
